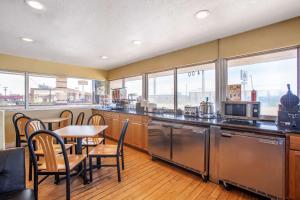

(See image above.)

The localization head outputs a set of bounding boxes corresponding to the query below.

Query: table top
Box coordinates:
[42,117,69,123]
[54,125,108,138]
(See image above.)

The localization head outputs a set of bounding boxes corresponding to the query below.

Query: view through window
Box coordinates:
[177,63,215,109]
[29,74,93,106]
[148,70,174,109]
[228,49,298,116]
[125,76,143,101]
[0,71,25,107]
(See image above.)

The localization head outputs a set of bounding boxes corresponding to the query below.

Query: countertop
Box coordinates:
[92,107,300,136]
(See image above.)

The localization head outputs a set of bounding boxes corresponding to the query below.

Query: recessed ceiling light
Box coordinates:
[25,0,45,10]
[132,40,142,45]
[21,37,34,42]
[100,56,108,59]
[195,10,210,19]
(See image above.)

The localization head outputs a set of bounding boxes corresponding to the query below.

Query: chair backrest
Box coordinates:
[117,119,129,154]
[25,119,46,141]
[59,110,73,128]
[28,130,70,173]
[87,113,105,126]
[75,112,85,125]
[12,112,25,122]
[14,116,31,146]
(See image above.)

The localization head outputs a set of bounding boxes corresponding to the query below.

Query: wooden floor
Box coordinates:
[26,142,261,200]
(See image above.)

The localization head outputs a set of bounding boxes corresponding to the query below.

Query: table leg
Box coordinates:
[76,138,83,155]
[48,123,53,131]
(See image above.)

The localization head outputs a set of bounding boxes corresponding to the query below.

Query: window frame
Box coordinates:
[124,75,143,100]
[147,69,176,110]
[0,70,102,110]
[176,62,217,110]
[27,73,95,107]
[0,70,26,109]
[225,46,300,118]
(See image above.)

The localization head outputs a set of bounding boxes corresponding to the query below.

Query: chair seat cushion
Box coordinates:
[82,137,104,146]
[0,189,35,200]
[0,148,25,193]
[89,144,118,156]
[38,154,86,172]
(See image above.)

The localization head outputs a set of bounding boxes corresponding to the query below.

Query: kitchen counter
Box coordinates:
[92,108,299,136]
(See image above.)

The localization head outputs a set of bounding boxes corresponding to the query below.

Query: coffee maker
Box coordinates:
[277,84,300,130]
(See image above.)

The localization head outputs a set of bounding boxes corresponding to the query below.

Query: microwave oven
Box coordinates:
[221,101,260,120]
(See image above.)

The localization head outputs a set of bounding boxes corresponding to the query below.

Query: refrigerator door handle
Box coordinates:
[221,132,233,138]
[258,138,280,145]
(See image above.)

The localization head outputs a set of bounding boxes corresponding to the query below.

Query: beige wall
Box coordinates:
[108,16,300,80]
[108,41,219,80]
[219,16,300,58]
[0,54,107,80]
[5,108,93,148]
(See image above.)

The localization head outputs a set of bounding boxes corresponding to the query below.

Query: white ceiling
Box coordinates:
[0,0,299,70]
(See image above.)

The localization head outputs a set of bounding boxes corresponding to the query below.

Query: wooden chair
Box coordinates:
[14,116,31,147]
[25,119,74,181]
[12,112,26,122]
[82,114,106,155]
[89,119,129,182]
[59,110,73,128]
[75,112,85,125]
[12,113,26,147]
[28,130,87,200]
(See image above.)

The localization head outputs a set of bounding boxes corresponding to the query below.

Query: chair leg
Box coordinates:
[97,157,101,169]
[116,156,121,182]
[29,156,33,181]
[55,174,60,184]
[83,159,87,184]
[89,156,93,182]
[121,151,125,170]
[34,171,38,200]
[86,145,89,156]
[66,172,71,200]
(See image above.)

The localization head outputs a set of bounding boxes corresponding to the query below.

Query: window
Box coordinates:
[148,70,174,109]
[67,78,93,104]
[227,49,298,116]
[110,79,123,90]
[177,63,215,109]
[0,71,25,108]
[29,74,57,106]
[125,75,143,100]
[29,75,93,106]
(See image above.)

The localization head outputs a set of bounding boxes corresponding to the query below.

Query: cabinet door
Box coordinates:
[131,122,143,148]
[142,123,148,150]
[105,117,112,137]
[289,150,300,200]
[124,122,133,145]
[111,118,120,140]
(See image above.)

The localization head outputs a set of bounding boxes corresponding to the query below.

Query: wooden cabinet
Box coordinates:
[289,134,300,200]
[92,109,149,151]
[111,114,120,140]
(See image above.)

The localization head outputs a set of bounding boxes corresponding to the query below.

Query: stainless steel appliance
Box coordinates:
[199,98,215,119]
[148,120,209,180]
[184,106,199,117]
[221,101,260,120]
[218,130,285,199]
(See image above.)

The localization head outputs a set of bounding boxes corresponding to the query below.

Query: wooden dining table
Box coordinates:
[54,125,108,154]
[42,117,69,131]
